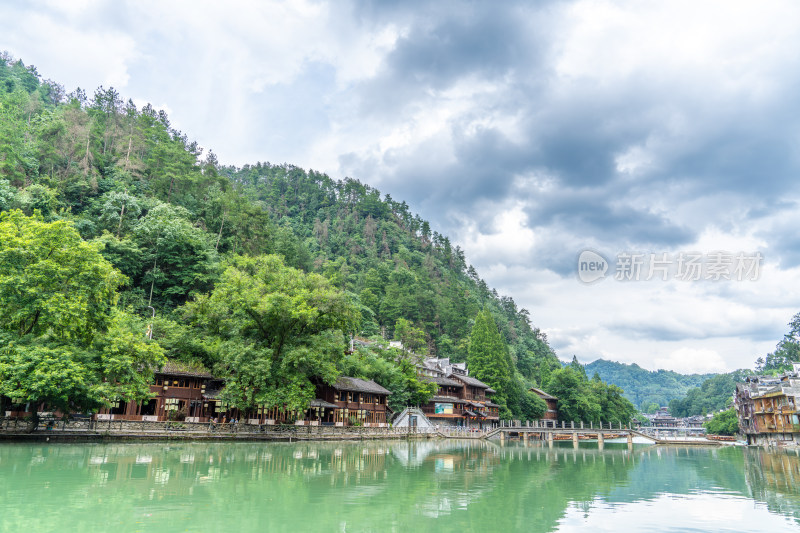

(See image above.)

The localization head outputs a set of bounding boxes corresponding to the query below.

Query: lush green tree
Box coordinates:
[393,318,426,355]
[468,310,513,413]
[669,370,751,417]
[184,254,360,412]
[0,211,164,429]
[757,312,800,373]
[0,210,123,339]
[133,202,219,307]
[546,367,601,423]
[704,408,739,436]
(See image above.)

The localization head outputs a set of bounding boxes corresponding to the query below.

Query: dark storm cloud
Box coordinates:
[525,189,696,246]
[356,2,552,116]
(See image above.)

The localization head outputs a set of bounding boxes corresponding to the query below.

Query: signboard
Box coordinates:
[435,403,454,414]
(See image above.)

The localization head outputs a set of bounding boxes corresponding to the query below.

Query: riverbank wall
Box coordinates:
[0,418,440,443]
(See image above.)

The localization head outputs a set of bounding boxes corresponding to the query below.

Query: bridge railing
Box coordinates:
[495,419,634,431]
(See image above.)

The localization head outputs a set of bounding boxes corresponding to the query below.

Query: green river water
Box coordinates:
[1,440,799,532]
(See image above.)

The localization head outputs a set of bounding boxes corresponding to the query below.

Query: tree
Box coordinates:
[0,211,164,429]
[468,309,513,415]
[704,408,739,436]
[546,367,600,423]
[184,254,360,412]
[758,312,800,373]
[133,202,218,307]
[393,318,426,355]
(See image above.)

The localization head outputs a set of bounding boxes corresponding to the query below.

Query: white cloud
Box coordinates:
[653,347,727,374]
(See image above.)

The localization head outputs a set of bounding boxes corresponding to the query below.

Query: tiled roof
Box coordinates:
[333,376,391,395]
[157,360,215,379]
[450,374,490,388]
[424,376,463,387]
[484,401,501,408]
[530,387,557,400]
[485,387,497,394]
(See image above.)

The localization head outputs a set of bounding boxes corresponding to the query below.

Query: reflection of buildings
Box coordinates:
[736,366,800,445]
[743,449,800,523]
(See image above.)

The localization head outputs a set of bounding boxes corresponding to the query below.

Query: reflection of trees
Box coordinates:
[743,448,800,524]
[2,441,800,531]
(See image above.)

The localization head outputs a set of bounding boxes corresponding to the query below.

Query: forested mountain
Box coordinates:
[585,359,714,412]
[668,370,752,417]
[0,54,634,423]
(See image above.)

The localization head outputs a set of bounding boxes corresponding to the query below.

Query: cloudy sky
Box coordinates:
[4,0,800,373]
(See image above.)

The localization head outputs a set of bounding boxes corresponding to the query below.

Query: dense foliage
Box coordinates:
[468,309,547,420]
[0,211,164,427]
[756,312,800,374]
[585,359,713,411]
[0,54,635,421]
[668,370,751,417]
[704,408,739,436]
[541,359,637,424]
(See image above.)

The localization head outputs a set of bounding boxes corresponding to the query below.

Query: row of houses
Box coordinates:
[1,360,394,427]
[735,363,800,445]
[3,353,560,429]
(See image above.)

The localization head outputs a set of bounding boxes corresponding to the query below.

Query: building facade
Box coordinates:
[529,387,558,420]
[418,358,500,429]
[736,367,800,445]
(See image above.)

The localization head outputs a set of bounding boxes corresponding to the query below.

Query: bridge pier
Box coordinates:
[627,432,633,446]
[597,432,604,450]
[572,432,579,448]
[548,431,553,448]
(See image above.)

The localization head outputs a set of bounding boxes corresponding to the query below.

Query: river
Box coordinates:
[0,440,798,532]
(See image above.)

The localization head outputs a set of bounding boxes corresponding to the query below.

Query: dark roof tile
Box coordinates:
[333,376,391,395]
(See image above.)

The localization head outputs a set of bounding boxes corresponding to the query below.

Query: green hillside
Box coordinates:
[585,359,714,412]
[0,54,634,423]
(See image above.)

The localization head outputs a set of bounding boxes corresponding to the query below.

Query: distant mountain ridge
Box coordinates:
[584,359,715,411]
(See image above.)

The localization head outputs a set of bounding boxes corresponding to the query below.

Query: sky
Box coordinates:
[3,0,800,373]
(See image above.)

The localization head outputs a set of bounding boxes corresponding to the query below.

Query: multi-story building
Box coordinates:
[735,365,800,446]
[418,358,500,429]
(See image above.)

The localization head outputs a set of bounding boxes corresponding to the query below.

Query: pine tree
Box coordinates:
[468,310,512,410]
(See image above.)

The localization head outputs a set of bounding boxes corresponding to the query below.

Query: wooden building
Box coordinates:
[315,376,391,426]
[420,374,500,429]
[98,361,217,422]
[530,387,559,420]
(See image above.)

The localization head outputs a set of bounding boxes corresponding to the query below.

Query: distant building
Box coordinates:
[529,387,558,420]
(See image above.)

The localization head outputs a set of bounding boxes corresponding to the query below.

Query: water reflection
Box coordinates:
[0,441,798,532]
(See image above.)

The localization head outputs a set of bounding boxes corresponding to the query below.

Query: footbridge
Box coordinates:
[478,420,720,446]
